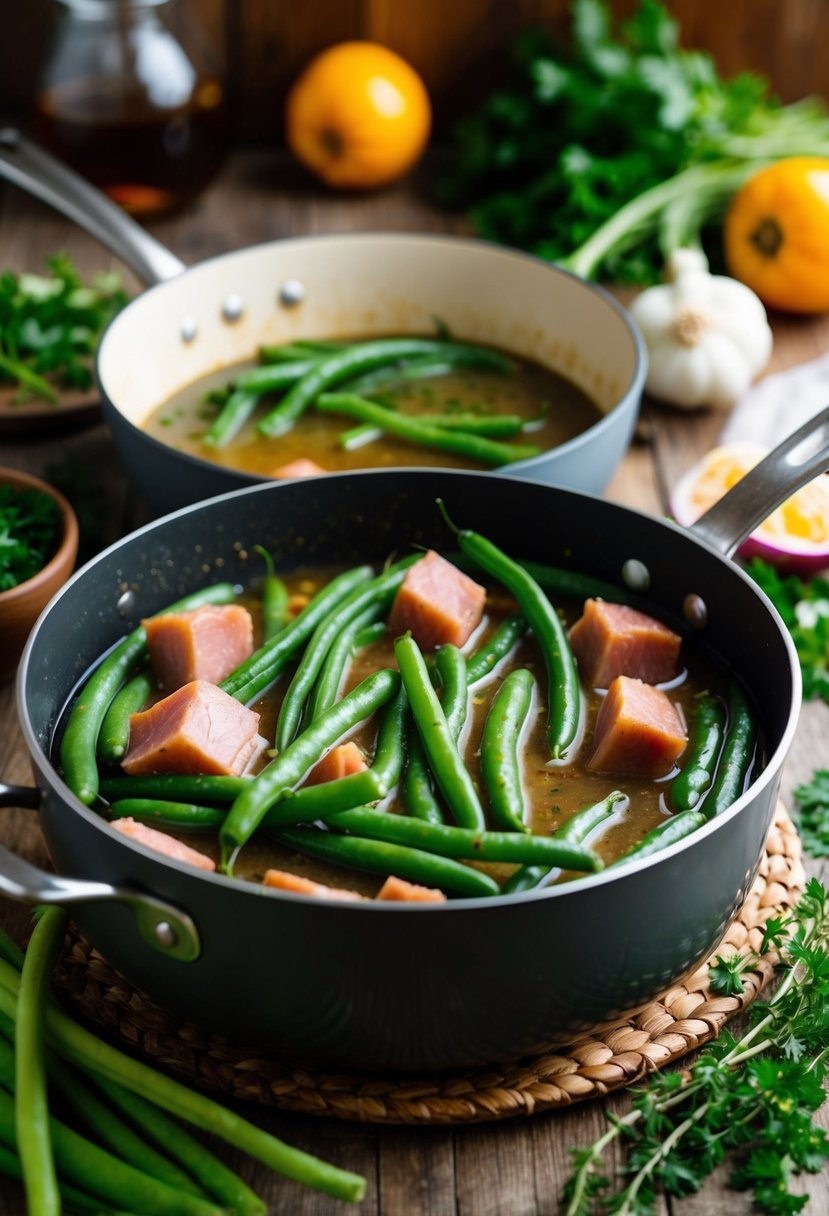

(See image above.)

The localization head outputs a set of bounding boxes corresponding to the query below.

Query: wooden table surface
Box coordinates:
[1,151,828,1215]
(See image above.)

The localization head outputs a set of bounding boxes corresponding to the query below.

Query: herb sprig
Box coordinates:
[0,485,62,591]
[793,771,829,859]
[438,0,829,282]
[0,254,126,405]
[563,878,829,1215]
[744,558,829,705]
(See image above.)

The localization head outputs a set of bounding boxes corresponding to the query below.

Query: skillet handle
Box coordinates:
[0,782,200,962]
[689,406,829,558]
[0,128,186,286]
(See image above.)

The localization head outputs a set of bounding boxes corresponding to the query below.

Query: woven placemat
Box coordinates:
[53,803,804,1125]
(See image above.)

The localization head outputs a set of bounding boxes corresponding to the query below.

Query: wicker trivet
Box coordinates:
[53,803,804,1125]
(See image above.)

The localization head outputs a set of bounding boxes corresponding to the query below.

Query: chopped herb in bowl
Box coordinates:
[0,483,62,591]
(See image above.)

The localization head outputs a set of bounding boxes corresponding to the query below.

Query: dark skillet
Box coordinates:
[5,414,828,1072]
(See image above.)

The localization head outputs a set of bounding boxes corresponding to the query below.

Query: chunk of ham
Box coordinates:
[143,604,254,691]
[271,458,326,479]
[587,676,687,778]
[122,680,261,777]
[376,875,447,903]
[303,741,368,786]
[388,550,486,650]
[570,599,681,688]
[111,817,216,872]
[263,869,365,900]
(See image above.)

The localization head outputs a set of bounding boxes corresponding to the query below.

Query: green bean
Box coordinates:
[514,558,635,605]
[277,826,500,897]
[480,668,535,833]
[252,546,289,642]
[100,774,248,803]
[402,724,444,824]
[339,412,527,451]
[60,583,237,806]
[15,907,65,1216]
[669,694,727,813]
[343,347,514,398]
[44,1054,207,1201]
[202,388,260,447]
[290,339,353,355]
[702,681,758,819]
[0,1141,118,1216]
[89,1075,263,1216]
[110,799,225,830]
[275,555,417,752]
[435,644,468,741]
[262,770,387,827]
[327,808,603,871]
[305,604,382,722]
[97,670,155,765]
[395,633,486,830]
[234,358,321,393]
[0,959,366,1205]
[219,563,373,702]
[257,337,516,437]
[503,791,627,893]
[318,393,541,466]
[466,614,529,684]
[609,810,706,867]
[352,620,387,649]
[220,668,401,872]
[0,1079,223,1216]
[444,507,582,759]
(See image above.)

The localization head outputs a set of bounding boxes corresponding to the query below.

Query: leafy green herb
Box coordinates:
[563,877,829,1215]
[0,254,127,404]
[744,558,829,704]
[792,770,829,858]
[0,485,61,591]
[708,951,752,997]
[437,0,829,282]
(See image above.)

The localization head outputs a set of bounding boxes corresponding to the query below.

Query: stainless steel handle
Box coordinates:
[0,128,186,286]
[689,406,829,558]
[0,783,200,961]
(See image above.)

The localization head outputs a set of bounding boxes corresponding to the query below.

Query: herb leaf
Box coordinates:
[792,770,829,858]
[0,254,127,405]
[0,485,61,590]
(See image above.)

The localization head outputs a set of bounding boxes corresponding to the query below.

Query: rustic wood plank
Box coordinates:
[455,1119,539,1214]
[377,1125,456,1215]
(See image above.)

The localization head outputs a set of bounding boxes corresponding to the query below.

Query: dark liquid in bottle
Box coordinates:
[33,78,227,216]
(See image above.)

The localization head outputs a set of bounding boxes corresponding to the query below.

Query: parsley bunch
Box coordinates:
[438,0,829,282]
[0,253,126,405]
[792,771,829,859]
[0,484,61,591]
[745,558,829,705]
[563,878,829,1215]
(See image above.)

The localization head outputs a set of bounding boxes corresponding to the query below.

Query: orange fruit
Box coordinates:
[724,157,829,313]
[671,442,829,574]
[284,41,432,190]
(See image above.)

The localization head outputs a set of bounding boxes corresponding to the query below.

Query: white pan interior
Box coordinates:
[97,233,644,428]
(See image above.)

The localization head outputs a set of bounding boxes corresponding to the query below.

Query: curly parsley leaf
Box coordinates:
[0,254,127,405]
[708,952,751,997]
[744,558,829,706]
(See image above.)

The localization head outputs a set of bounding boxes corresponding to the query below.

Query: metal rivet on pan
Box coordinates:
[115,589,135,617]
[622,559,651,592]
[683,593,709,630]
[181,316,197,343]
[155,921,177,949]
[278,279,305,307]
[222,294,244,322]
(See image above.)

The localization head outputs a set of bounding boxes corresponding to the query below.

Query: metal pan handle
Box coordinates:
[0,783,200,961]
[0,128,185,286]
[688,406,829,558]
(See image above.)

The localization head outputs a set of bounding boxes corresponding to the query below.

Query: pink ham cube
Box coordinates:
[570,599,681,689]
[388,550,486,650]
[143,604,254,691]
[122,680,261,777]
[587,676,687,778]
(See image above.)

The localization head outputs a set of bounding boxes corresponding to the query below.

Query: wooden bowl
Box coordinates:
[0,467,79,684]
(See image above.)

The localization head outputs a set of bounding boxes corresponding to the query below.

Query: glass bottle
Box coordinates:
[32,0,227,217]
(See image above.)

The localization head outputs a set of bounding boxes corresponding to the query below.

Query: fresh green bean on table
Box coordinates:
[61,582,237,807]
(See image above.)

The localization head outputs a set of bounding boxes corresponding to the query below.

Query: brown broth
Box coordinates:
[143,347,602,475]
[112,565,739,895]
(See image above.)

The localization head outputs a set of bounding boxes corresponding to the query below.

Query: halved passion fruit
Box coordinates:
[671,442,829,574]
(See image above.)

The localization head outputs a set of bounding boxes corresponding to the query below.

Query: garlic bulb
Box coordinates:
[629,248,773,410]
